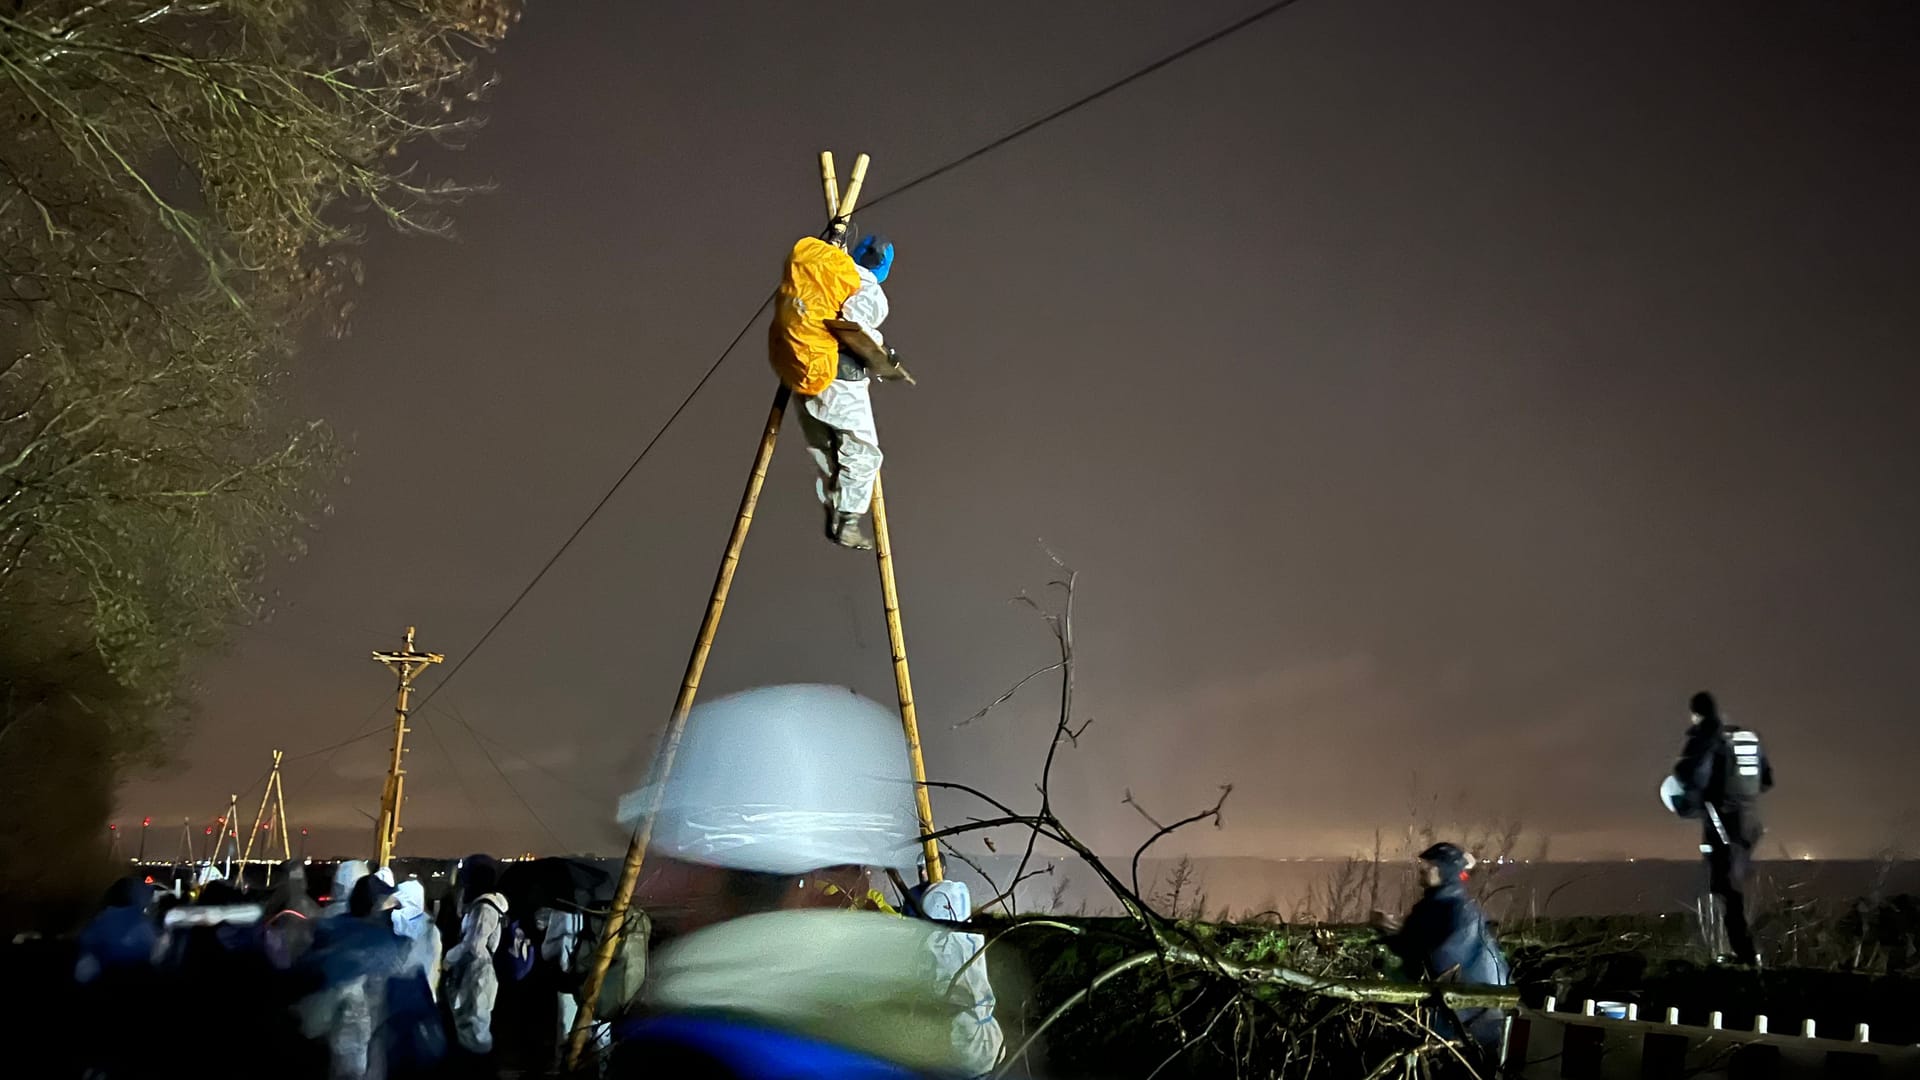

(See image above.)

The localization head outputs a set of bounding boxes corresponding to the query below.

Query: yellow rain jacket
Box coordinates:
[769,237,863,396]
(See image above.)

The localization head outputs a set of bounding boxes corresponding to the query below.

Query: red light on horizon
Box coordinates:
[142,817,152,827]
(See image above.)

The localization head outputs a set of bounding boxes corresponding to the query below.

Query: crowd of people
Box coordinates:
[31,684,1005,1080]
[23,684,1777,1078]
[49,851,585,1078]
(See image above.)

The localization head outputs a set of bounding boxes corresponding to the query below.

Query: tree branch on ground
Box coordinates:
[939,552,1518,1077]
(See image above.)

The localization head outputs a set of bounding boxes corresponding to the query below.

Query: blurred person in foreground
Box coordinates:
[299,874,408,1080]
[604,683,991,1079]
[1372,842,1512,1063]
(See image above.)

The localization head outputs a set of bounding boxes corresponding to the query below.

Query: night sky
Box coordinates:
[118,1,1920,863]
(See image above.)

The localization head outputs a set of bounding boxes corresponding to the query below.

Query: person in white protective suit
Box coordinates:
[910,879,1006,1076]
[605,683,1002,1080]
[799,234,896,551]
[325,859,372,917]
[390,880,442,1000]
[444,881,509,1055]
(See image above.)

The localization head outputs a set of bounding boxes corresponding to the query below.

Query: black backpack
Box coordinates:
[1722,728,1765,799]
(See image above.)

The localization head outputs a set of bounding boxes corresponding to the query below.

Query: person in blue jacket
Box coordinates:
[1373,842,1511,1059]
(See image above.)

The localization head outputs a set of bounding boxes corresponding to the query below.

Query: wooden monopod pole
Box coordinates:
[869,472,942,882]
[565,385,791,1068]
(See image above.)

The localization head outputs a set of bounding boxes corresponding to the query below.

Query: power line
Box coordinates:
[287,695,394,797]
[408,0,1302,712]
[414,706,494,838]
[458,716,611,818]
[864,0,1304,212]
[285,721,387,763]
[408,293,773,718]
[459,713,566,852]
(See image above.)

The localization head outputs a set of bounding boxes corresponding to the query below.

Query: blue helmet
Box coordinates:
[852,234,894,283]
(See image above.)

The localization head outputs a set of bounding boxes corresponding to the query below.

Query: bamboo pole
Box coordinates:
[827,152,870,246]
[221,794,238,879]
[840,153,871,219]
[869,471,942,882]
[820,151,839,220]
[274,758,291,863]
[566,385,791,1069]
[239,750,281,872]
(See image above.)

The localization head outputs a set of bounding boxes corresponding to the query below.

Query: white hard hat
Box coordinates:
[1659,775,1687,815]
[619,684,922,875]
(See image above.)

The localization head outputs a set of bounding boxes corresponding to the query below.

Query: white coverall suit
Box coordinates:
[797,265,886,516]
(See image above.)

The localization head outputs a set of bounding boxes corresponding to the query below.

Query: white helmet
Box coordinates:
[619,684,922,875]
[1659,775,1688,815]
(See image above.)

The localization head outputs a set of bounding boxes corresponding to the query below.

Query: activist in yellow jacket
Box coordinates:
[769,237,863,397]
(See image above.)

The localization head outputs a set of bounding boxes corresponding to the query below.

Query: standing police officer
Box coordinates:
[1667,691,1773,966]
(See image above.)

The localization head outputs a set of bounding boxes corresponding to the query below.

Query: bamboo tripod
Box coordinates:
[237,749,293,877]
[173,818,197,890]
[566,151,940,1067]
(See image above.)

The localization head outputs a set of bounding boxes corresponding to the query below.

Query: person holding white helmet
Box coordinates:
[605,684,992,1079]
[1667,691,1773,966]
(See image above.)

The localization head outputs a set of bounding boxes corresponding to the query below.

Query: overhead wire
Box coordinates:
[400,0,1307,723]
[287,694,395,798]
[406,294,773,720]
[414,706,496,839]
[458,716,613,818]
[285,720,389,763]
[862,0,1305,212]
[457,711,567,852]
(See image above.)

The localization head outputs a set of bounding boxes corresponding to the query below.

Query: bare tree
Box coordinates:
[0,0,516,911]
[938,553,1518,1078]
[0,1,514,736]
[1153,855,1204,921]
[1311,854,1375,925]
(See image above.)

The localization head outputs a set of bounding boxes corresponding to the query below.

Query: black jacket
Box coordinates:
[1386,879,1510,987]
[1673,718,1773,846]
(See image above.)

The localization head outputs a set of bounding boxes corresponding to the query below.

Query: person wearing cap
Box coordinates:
[1372,842,1511,1058]
[606,684,988,1079]
[1669,690,1772,966]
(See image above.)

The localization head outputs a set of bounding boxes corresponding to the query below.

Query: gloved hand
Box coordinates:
[871,348,915,384]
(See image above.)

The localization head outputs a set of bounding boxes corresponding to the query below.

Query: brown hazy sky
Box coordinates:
[119,1,1920,862]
